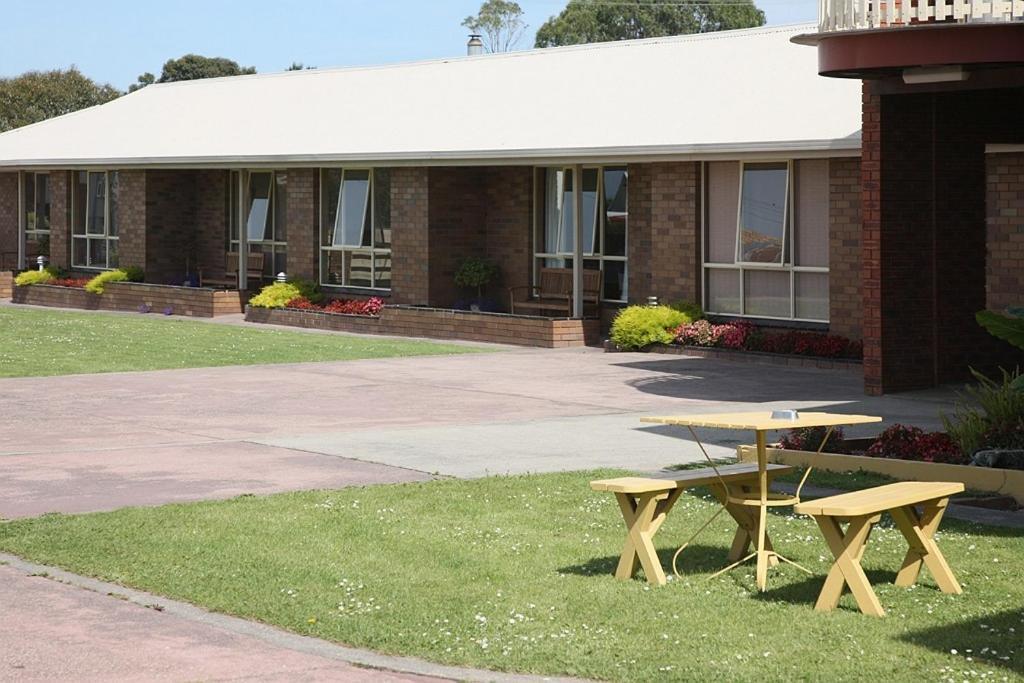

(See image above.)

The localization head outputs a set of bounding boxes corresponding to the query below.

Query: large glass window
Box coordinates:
[534,166,628,302]
[22,172,50,258]
[72,171,118,269]
[229,170,287,279]
[319,168,391,290]
[703,159,829,322]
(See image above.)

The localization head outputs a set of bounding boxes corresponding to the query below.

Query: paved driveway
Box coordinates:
[0,346,956,517]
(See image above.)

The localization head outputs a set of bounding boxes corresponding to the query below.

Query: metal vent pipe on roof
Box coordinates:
[467,34,484,56]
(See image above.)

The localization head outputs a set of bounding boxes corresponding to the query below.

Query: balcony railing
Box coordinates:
[819,0,1024,31]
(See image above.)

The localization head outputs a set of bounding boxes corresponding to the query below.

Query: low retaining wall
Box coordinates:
[0,271,13,299]
[245,305,602,348]
[11,283,242,317]
[639,344,863,373]
[739,446,1024,504]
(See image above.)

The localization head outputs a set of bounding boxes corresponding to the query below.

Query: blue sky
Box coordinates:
[0,0,816,90]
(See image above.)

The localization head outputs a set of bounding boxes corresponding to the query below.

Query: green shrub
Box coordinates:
[942,368,1024,458]
[85,269,127,294]
[454,257,499,299]
[14,269,54,286]
[610,305,693,350]
[668,300,704,321]
[120,266,145,282]
[249,279,323,309]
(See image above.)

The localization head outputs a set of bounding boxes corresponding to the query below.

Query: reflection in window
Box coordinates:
[22,172,51,259]
[320,168,391,290]
[738,163,787,264]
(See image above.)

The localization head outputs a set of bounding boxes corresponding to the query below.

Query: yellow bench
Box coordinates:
[591,462,793,586]
[795,481,965,617]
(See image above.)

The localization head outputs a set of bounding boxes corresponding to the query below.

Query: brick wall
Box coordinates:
[194,170,229,279]
[144,170,197,284]
[390,167,430,305]
[285,168,317,281]
[117,170,147,270]
[0,172,17,267]
[862,83,1024,394]
[829,157,863,340]
[628,162,701,305]
[484,167,534,300]
[49,172,71,270]
[986,151,1024,312]
[427,167,487,307]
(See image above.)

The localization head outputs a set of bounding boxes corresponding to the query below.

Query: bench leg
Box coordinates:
[613,492,671,586]
[890,499,961,594]
[813,514,885,617]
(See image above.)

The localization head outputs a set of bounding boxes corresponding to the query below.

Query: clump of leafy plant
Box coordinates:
[84,267,144,294]
[778,426,848,454]
[867,424,965,465]
[942,368,1024,459]
[249,279,322,308]
[14,269,54,286]
[610,305,694,350]
[668,300,704,321]
[454,257,499,301]
[286,296,384,316]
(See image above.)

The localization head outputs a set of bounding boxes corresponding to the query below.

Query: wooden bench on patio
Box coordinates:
[508,267,602,317]
[199,252,265,289]
[794,481,964,617]
[591,462,793,586]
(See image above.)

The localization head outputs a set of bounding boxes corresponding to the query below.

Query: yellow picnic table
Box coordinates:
[640,411,882,591]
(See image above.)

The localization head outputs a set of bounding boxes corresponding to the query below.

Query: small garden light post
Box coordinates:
[647,296,658,307]
[276,272,287,283]
[36,255,47,272]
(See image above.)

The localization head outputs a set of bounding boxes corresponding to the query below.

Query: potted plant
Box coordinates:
[454,256,499,312]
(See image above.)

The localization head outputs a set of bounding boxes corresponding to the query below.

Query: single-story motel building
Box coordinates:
[0,18,1021,395]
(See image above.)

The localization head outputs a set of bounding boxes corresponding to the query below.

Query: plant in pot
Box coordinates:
[453,257,499,312]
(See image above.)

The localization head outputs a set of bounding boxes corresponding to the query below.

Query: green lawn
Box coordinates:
[1,471,1020,681]
[0,307,486,377]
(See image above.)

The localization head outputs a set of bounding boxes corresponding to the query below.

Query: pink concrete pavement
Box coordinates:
[0,564,442,682]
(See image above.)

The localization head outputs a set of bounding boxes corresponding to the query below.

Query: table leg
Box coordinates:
[613,491,670,586]
[711,483,778,565]
[813,513,884,617]
[890,498,961,594]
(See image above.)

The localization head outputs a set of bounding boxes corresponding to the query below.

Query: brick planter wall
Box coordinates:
[245,305,601,348]
[12,282,242,317]
[13,284,101,309]
[636,343,863,373]
[0,271,12,299]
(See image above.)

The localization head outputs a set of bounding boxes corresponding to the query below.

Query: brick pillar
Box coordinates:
[284,169,317,282]
[484,167,532,303]
[829,157,863,340]
[49,171,72,270]
[117,170,147,270]
[627,163,653,304]
[195,170,229,278]
[0,173,18,267]
[986,151,1024,312]
[390,167,429,305]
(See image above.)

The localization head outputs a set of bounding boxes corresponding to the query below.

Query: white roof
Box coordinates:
[0,24,861,169]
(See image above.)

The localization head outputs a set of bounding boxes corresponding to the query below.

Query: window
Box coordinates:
[72,171,118,269]
[319,168,391,290]
[22,172,50,257]
[229,170,287,279]
[703,159,829,322]
[534,166,628,302]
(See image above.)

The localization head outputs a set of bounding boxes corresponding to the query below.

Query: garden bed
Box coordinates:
[12,282,242,317]
[636,343,863,372]
[740,446,1024,504]
[246,305,601,348]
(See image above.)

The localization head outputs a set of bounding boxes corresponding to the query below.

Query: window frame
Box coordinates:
[318,167,391,292]
[229,170,288,280]
[71,170,119,271]
[533,165,628,304]
[701,159,830,323]
[23,171,51,241]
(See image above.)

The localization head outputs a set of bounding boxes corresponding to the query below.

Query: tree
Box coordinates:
[0,68,121,132]
[534,0,765,47]
[129,54,256,92]
[462,0,528,52]
[286,62,316,71]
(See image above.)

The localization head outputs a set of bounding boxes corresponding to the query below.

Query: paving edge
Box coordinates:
[0,552,589,683]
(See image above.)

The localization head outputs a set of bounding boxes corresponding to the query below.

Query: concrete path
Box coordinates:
[1,346,960,516]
